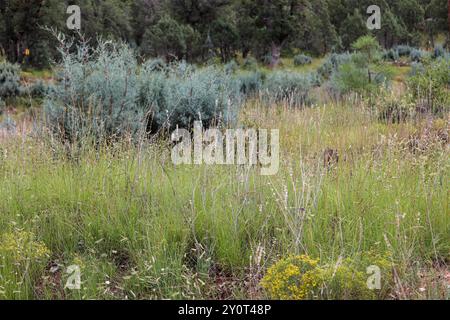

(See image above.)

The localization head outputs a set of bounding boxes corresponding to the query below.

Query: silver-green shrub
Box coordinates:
[44,39,242,142]
[293,54,312,66]
[139,61,241,131]
[262,71,316,107]
[318,52,353,79]
[235,71,263,97]
[0,60,21,99]
[44,41,142,142]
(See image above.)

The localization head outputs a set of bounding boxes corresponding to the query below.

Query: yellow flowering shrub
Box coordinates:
[0,230,50,298]
[260,255,321,299]
[0,230,50,263]
[318,262,376,300]
[261,253,393,300]
[360,250,394,299]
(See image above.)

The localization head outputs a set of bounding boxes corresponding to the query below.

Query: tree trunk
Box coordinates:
[447,0,450,48]
[269,42,281,69]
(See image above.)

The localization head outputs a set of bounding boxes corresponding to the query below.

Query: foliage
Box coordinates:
[410,49,427,62]
[318,52,353,79]
[242,56,258,70]
[44,39,242,142]
[236,71,263,97]
[262,71,316,107]
[0,60,21,98]
[141,15,200,61]
[139,61,241,131]
[224,60,238,74]
[261,253,394,300]
[260,255,321,300]
[395,45,413,57]
[407,58,450,115]
[433,45,446,59]
[383,49,399,61]
[0,0,447,67]
[293,54,312,66]
[373,89,416,123]
[0,230,50,299]
[44,40,143,142]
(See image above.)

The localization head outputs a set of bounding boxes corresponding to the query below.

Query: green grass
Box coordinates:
[0,101,448,300]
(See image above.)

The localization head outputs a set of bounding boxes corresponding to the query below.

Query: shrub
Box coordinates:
[374,90,415,123]
[395,45,412,57]
[318,262,375,300]
[261,255,386,300]
[141,15,199,61]
[410,49,426,62]
[139,62,241,131]
[44,41,143,142]
[0,116,16,132]
[409,62,425,76]
[0,230,50,263]
[0,98,5,113]
[260,255,321,300]
[0,230,50,299]
[145,58,167,72]
[235,71,263,97]
[433,45,445,59]
[22,80,52,98]
[44,39,242,142]
[318,52,353,79]
[293,54,312,66]
[383,49,399,61]
[0,60,21,99]
[262,53,274,66]
[407,58,450,115]
[242,56,258,70]
[262,71,316,107]
[224,60,238,74]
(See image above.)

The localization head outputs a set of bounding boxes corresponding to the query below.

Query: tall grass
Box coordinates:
[0,100,448,299]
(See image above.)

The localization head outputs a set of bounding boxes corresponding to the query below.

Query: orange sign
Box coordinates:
[24,48,30,56]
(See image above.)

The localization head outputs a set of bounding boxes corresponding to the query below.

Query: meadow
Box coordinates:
[0,37,449,300]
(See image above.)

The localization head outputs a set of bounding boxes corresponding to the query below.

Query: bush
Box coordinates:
[0,230,50,299]
[409,62,425,76]
[242,56,258,70]
[44,41,143,142]
[45,40,242,142]
[139,62,241,131]
[374,90,415,123]
[262,71,316,107]
[224,60,238,74]
[318,262,375,300]
[260,255,321,300]
[0,98,5,113]
[395,45,412,57]
[410,49,426,62]
[0,60,21,99]
[328,62,372,95]
[407,58,450,115]
[382,49,399,61]
[261,254,390,300]
[144,58,167,72]
[433,45,445,59]
[235,71,263,97]
[0,115,16,132]
[293,54,312,66]
[22,80,53,98]
[318,52,353,79]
